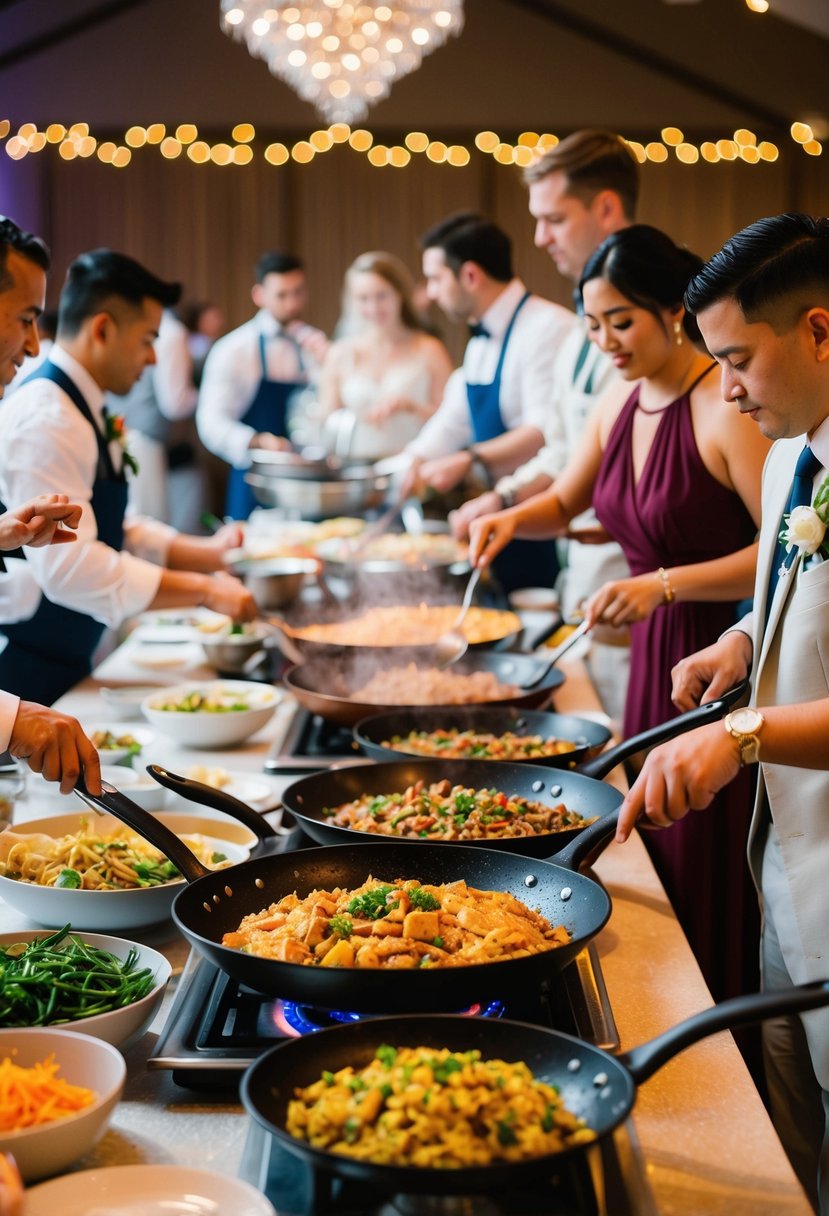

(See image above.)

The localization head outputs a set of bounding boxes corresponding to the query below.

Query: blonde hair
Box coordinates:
[344,251,424,332]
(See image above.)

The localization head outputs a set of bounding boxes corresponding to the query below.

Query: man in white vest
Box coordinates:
[616,213,829,1214]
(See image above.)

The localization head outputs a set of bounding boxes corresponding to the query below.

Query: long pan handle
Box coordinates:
[552,682,749,874]
[75,780,211,883]
[146,764,281,841]
[620,981,829,1085]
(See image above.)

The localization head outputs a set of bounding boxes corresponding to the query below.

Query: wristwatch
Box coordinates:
[724,707,765,766]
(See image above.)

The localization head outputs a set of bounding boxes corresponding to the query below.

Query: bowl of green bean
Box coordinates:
[0,926,172,1050]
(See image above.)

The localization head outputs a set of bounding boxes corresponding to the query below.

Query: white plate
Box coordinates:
[25,1164,276,1216]
[129,643,205,670]
[181,768,279,809]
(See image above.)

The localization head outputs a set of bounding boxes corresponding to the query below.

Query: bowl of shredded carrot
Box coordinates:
[0,1027,126,1182]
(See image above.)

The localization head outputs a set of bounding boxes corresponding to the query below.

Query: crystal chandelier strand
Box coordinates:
[221,2,465,124]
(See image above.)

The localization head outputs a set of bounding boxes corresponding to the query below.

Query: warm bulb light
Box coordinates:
[790,121,813,144]
[187,141,211,163]
[475,130,499,153]
[803,140,823,156]
[232,122,255,142]
[232,144,254,164]
[405,131,429,152]
[210,143,233,165]
[126,126,147,147]
[645,142,668,162]
[264,142,289,165]
[349,128,373,151]
[745,0,769,11]
[176,124,198,144]
[146,124,166,144]
[661,126,683,146]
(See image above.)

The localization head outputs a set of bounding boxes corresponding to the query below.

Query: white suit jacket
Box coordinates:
[739,436,829,1085]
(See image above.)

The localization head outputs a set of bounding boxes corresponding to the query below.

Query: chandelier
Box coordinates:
[221,2,465,125]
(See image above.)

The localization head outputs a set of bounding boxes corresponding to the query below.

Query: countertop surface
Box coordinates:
[2,629,811,1214]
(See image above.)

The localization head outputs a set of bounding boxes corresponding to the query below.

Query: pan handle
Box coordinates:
[75,779,211,883]
[619,981,829,1086]
[550,682,749,874]
[146,764,281,844]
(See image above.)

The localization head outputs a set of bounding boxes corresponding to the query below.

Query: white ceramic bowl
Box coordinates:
[0,810,256,931]
[141,680,280,748]
[0,930,171,1049]
[88,725,154,766]
[98,685,162,721]
[0,1027,126,1182]
[25,1164,277,1215]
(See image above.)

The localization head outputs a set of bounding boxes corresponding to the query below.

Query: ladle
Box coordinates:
[433,566,482,667]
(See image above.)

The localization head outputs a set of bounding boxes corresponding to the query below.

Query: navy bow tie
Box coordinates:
[469,321,490,340]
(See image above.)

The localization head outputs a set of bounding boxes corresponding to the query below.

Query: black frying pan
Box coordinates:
[353,705,614,769]
[271,686,746,858]
[77,689,734,1013]
[241,986,829,1195]
[283,649,567,728]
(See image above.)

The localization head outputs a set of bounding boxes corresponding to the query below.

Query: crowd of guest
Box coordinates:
[0,130,827,1212]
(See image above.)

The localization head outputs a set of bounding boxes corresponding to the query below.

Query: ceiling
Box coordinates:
[0,0,825,138]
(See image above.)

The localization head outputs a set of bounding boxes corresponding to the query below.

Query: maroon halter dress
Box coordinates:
[592,372,759,1002]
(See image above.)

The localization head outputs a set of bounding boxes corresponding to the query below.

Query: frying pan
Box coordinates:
[353,705,613,769]
[76,691,732,1013]
[282,649,567,728]
[241,986,829,1195]
[272,685,746,858]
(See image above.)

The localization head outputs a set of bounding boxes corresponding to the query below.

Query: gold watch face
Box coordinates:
[729,707,763,734]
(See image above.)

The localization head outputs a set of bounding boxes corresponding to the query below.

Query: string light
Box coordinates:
[0,123,820,168]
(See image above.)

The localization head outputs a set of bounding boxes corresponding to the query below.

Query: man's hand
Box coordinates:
[468,510,517,568]
[249,433,292,452]
[202,572,257,622]
[449,491,503,541]
[418,451,473,495]
[296,328,330,365]
[0,495,83,551]
[203,523,244,564]
[9,702,102,795]
[671,631,753,712]
[584,574,665,630]
[616,722,741,842]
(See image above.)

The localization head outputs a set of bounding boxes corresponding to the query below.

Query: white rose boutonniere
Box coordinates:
[779,473,829,565]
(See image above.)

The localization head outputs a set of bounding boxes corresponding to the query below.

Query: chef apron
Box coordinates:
[466,292,560,595]
[226,330,307,520]
[0,362,128,705]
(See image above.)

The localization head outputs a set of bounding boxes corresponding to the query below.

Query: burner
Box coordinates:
[265,709,363,773]
[275,998,507,1037]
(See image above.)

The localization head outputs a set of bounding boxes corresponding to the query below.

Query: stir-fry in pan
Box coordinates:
[322,779,592,841]
[286,1043,594,1167]
[350,665,519,706]
[378,728,579,761]
[290,605,521,648]
[222,876,570,970]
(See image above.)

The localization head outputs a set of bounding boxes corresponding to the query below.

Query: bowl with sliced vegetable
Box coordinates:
[0,1026,126,1182]
[88,726,154,766]
[141,680,280,747]
[0,810,256,931]
[0,927,172,1050]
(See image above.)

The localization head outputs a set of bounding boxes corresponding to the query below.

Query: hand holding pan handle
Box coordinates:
[550,681,749,875]
[145,764,282,842]
[622,980,829,1085]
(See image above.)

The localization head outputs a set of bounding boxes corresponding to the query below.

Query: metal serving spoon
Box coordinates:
[433,566,483,668]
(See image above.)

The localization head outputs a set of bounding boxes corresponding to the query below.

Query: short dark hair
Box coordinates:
[255,251,305,282]
[0,216,50,291]
[684,213,829,326]
[419,212,512,283]
[579,225,704,343]
[523,129,640,220]
[57,249,181,338]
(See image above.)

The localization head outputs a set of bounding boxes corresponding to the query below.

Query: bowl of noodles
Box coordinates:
[0,811,256,931]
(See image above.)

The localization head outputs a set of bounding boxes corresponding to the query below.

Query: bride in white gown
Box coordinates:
[319,252,453,460]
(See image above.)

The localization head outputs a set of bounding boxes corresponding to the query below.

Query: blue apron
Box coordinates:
[0,362,128,705]
[466,293,560,594]
[226,331,306,520]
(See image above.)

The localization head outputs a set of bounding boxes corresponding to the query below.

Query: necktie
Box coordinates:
[765,443,823,623]
[469,321,490,340]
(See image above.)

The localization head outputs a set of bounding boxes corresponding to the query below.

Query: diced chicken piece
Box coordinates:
[456,906,492,937]
[402,910,440,941]
[355,945,381,968]
[385,954,418,969]
[371,920,403,937]
[357,1088,384,1124]
[303,912,329,949]
[276,938,310,964]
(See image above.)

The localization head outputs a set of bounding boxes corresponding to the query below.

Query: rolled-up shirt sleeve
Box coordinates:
[0,385,165,629]
[196,328,260,468]
[0,689,19,753]
[405,368,472,460]
[0,559,44,625]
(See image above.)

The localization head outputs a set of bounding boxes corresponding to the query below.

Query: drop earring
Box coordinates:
[673,320,683,346]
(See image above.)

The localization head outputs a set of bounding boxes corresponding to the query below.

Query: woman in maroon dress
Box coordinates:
[469,226,770,1002]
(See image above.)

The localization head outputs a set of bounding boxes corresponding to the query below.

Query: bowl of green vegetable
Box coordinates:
[141,680,280,748]
[0,810,256,931]
[88,726,154,766]
[0,927,172,1050]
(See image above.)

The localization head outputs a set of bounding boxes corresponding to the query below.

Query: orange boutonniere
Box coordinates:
[104,411,139,476]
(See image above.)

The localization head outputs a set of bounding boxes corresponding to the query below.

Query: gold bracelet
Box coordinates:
[656,567,675,605]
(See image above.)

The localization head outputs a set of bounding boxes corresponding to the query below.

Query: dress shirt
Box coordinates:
[406,281,577,460]
[0,344,176,630]
[0,559,42,625]
[197,310,326,468]
[0,689,18,753]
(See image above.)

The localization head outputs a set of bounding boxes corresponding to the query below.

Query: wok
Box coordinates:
[277,687,746,858]
[282,649,567,728]
[76,684,733,1014]
[353,705,613,769]
[241,986,829,1195]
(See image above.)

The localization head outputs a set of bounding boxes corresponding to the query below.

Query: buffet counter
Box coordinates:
[3,634,811,1215]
